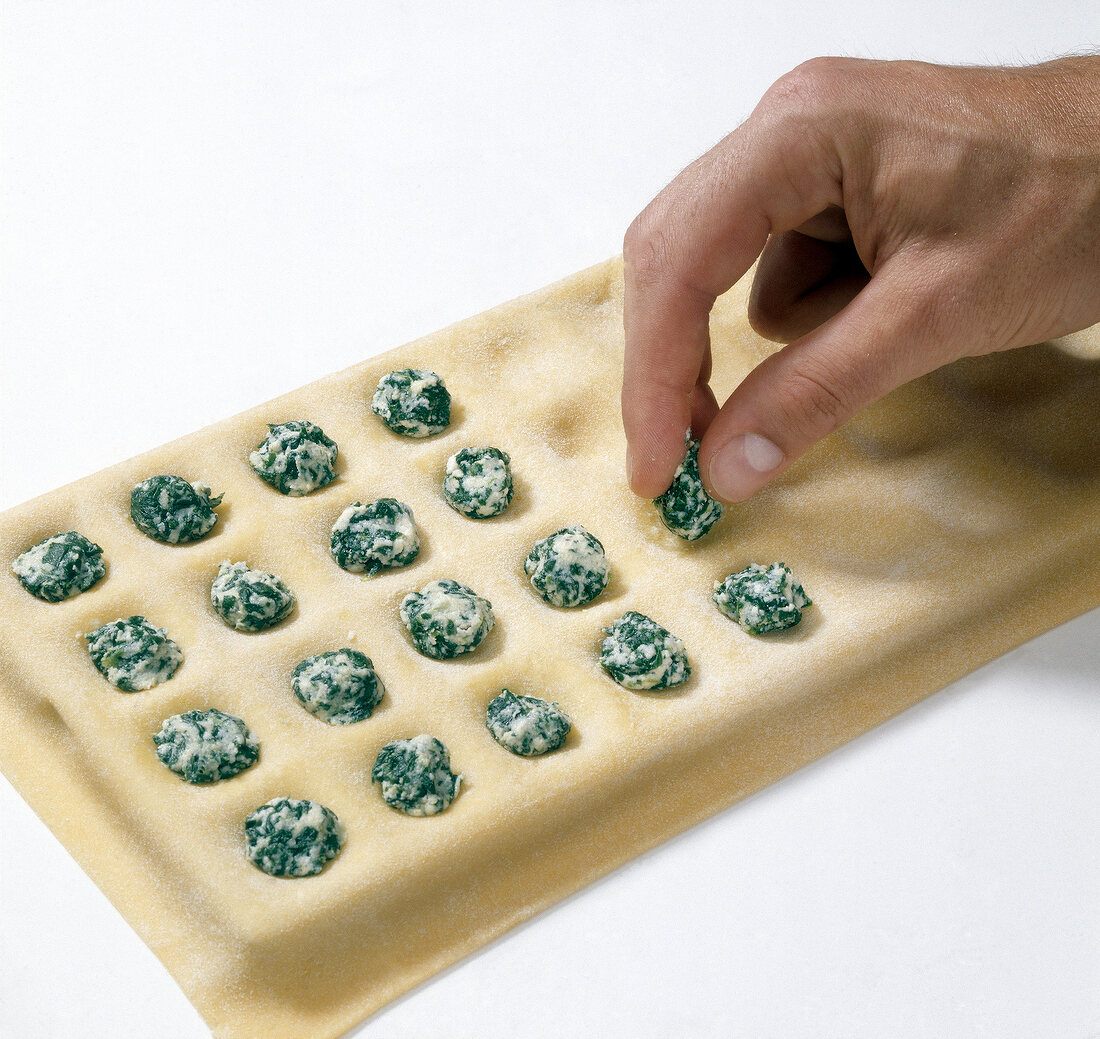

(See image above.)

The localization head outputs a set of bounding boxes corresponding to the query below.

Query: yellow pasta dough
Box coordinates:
[0,259,1097,1039]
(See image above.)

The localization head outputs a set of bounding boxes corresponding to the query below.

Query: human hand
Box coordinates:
[622,56,1100,502]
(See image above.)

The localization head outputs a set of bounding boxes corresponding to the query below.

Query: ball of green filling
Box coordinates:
[291,649,385,724]
[713,562,812,634]
[600,610,690,691]
[442,446,514,518]
[399,579,495,659]
[371,734,461,816]
[154,709,259,783]
[130,474,223,544]
[371,368,451,437]
[249,420,338,496]
[485,689,571,757]
[330,498,420,575]
[85,615,183,692]
[12,531,106,602]
[524,525,609,607]
[211,560,296,632]
[245,797,345,878]
[653,437,723,541]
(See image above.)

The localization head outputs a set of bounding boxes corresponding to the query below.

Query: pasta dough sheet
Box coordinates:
[0,259,1097,1038]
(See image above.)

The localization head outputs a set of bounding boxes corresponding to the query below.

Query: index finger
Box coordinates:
[621,87,843,497]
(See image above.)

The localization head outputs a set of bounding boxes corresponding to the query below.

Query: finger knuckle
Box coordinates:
[757,56,851,125]
[777,358,855,436]
[623,209,674,287]
[747,60,857,213]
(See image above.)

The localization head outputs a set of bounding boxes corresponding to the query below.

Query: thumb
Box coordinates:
[697,260,963,502]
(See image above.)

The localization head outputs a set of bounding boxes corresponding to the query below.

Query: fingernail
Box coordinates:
[709,433,784,501]
[625,447,634,484]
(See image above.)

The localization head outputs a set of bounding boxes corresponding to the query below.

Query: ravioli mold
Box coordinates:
[0,258,1098,1038]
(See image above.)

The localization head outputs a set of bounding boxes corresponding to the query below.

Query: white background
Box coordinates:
[2,3,1098,1037]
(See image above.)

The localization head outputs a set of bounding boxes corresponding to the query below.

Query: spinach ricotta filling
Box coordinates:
[371,734,461,816]
[12,530,106,602]
[524,525,609,607]
[330,498,420,575]
[485,689,571,757]
[600,610,691,691]
[211,560,296,633]
[291,649,385,724]
[85,615,183,691]
[245,797,345,878]
[249,420,338,496]
[371,368,451,437]
[713,562,812,634]
[154,708,259,784]
[130,474,223,544]
[442,446,514,518]
[654,436,724,541]
[399,578,495,659]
